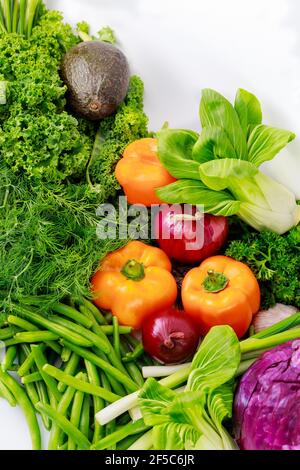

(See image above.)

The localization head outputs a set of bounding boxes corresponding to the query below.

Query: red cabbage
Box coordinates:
[234,339,300,450]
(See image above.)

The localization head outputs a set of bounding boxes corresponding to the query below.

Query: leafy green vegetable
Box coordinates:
[226,223,300,309]
[200,88,248,160]
[157,88,299,234]
[0,9,94,183]
[76,21,116,44]
[139,326,240,450]
[234,88,262,134]
[0,5,148,311]
[0,167,127,310]
[98,26,116,44]
[247,124,295,167]
[89,75,148,200]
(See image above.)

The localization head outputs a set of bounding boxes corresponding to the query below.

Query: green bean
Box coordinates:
[8,315,61,354]
[122,343,144,363]
[106,421,116,450]
[79,394,90,445]
[91,419,149,450]
[68,382,85,450]
[52,303,93,329]
[36,402,91,450]
[48,382,78,450]
[32,346,61,403]
[95,353,125,396]
[79,298,107,325]
[6,364,19,372]
[2,345,17,371]
[8,315,37,331]
[24,382,39,407]
[14,305,93,347]
[21,372,42,384]
[15,331,59,343]
[50,315,109,354]
[0,378,17,407]
[43,364,121,403]
[84,360,105,443]
[80,308,130,379]
[63,341,138,393]
[61,346,71,363]
[0,368,41,450]
[120,341,144,388]
[80,308,128,392]
[57,353,80,393]
[18,344,47,377]
[90,327,130,379]
[3,338,23,347]
[0,326,17,340]
[35,378,51,431]
[112,316,121,359]
[100,325,133,335]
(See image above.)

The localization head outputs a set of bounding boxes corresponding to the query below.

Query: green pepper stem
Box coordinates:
[121,259,145,281]
[202,270,229,293]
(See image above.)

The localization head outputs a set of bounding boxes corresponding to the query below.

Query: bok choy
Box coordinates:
[138,326,240,450]
[157,89,300,234]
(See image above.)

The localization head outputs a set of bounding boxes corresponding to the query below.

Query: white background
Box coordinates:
[1,0,300,450]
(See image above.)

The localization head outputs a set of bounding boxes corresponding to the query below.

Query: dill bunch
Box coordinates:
[0,166,126,312]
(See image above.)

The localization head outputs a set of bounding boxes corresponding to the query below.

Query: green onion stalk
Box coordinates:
[0,0,42,37]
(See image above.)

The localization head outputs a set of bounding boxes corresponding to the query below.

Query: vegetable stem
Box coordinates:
[43,364,121,403]
[0,367,41,450]
[63,341,138,393]
[36,402,91,450]
[91,419,149,450]
[240,327,300,354]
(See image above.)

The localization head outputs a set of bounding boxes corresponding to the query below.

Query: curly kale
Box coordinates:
[0,10,95,183]
[89,75,149,200]
[226,225,300,309]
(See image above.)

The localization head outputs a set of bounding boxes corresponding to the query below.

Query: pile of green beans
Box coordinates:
[0,298,155,450]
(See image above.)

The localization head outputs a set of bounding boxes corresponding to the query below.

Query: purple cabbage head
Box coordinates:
[234,339,300,450]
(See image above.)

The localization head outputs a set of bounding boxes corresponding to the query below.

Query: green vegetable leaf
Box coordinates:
[234,89,262,134]
[156,179,241,216]
[247,124,296,167]
[192,126,237,163]
[157,128,200,179]
[198,158,258,192]
[200,89,248,160]
[98,26,116,44]
[187,326,241,393]
[139,378,176,426]
[153,423,200,451]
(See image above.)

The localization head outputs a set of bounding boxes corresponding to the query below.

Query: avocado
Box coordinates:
[61,41,130,121]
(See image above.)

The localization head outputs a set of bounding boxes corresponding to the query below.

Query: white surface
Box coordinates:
[1,0,300,450]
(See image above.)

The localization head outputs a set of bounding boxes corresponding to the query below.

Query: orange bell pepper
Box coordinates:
[182,255,260,338]
[115,138,176,206]
[91,241,178,329]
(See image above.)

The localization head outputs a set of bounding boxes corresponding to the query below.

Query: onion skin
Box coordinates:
[252,304,298,334]
[155,205,228,264]
[142,308,200,364]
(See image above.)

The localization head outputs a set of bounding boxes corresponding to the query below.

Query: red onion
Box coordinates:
[142,307,200,364]
[155,204,228,264]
